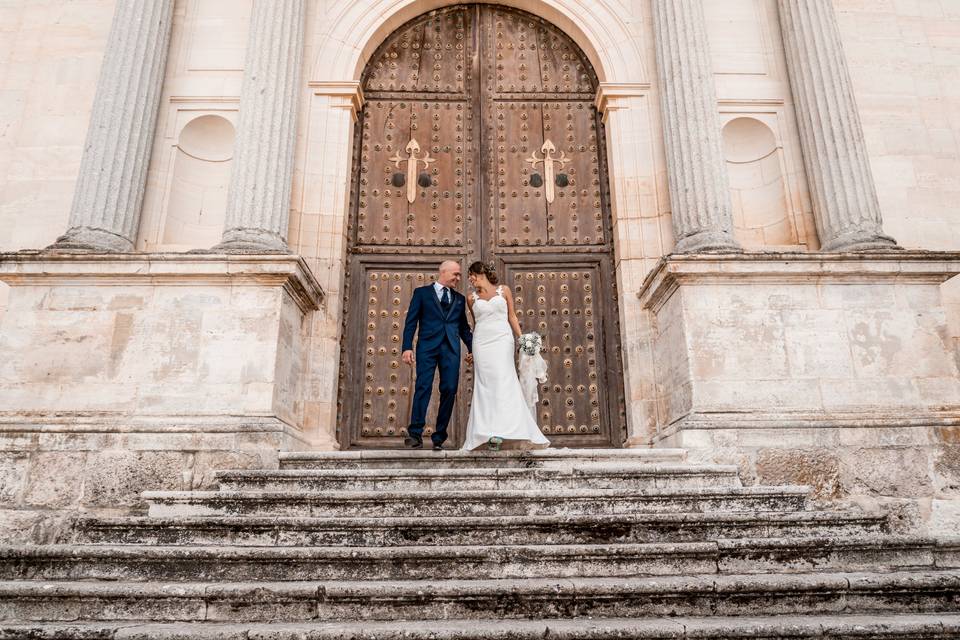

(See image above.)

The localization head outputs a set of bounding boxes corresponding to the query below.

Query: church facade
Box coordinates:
[1,0,959,540]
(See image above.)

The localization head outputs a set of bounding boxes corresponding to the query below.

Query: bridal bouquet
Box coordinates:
[517,332,548,418]
[517,332,543,356]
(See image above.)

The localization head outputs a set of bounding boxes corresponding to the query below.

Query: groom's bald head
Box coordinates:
[437,260,462,288]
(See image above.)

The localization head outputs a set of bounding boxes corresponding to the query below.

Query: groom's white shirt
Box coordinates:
[432,281,450,302]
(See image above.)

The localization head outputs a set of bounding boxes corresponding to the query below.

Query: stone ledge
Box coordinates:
[3,615,959,640]
[638,250,960,312]
[0,252,324,313]
[657,410,960,439]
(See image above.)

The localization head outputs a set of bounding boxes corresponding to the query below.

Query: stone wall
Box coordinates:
[0,253,323,542]
[641,252,960,533]
[0,0,114,251]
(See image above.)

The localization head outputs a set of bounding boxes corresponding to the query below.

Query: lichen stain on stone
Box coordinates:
[755,448,844,501]
[155,312,202,380]
[937,427,960,444]
[849,318,902,368]
[934,446,960,495]
[108,312,134,377]
[108,295,145,310]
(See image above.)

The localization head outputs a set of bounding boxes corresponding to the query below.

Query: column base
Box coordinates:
[821,229,901,252]
[673,229,741,254]
[211,228,290,254]
[45,226,134,253]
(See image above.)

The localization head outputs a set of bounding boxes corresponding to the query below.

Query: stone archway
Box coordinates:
[335,4,627,449]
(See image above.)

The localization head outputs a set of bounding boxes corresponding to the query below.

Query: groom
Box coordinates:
[401,260,473,450]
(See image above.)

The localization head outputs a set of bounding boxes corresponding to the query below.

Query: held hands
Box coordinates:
[402,350,414,366]
[466,353,473,364]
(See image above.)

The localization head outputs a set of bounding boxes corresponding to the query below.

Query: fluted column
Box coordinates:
[48,1,174,252]
[778,0,898,251]
[652,0,740,253]
[214,0,305,253]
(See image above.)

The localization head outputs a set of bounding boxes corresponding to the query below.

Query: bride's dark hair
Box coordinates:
[468,260,499,285]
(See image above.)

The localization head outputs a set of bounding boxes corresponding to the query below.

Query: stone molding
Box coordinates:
[594,82,650,121]
[638,251,960,313]
[659,410,960,437]
[309,81,365,120]
[0,415,321,449]
[0,253,325,314]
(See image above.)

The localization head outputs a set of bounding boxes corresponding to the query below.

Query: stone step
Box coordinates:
[70,511,888,546]
[3,615,960,640]
[279,448,688,470]
[214,464,743,492]
[1,537,955,582]
[144,486,811,518]
[2,572,959,623]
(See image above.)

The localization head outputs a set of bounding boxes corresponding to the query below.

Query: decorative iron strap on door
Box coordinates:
[338,5,625,449]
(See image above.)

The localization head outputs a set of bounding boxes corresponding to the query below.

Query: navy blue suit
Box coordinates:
[402,284,473,446]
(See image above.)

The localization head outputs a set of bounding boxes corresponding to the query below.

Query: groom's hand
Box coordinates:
[402,350,414,366]
[466,353,473,364]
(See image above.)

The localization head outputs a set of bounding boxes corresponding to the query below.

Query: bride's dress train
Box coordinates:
[461,286,550,451]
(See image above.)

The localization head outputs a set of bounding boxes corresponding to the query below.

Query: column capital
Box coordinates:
[310,81,365,120]
[595,82,650,121]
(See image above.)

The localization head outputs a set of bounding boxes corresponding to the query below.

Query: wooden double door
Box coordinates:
[337,4,625,449]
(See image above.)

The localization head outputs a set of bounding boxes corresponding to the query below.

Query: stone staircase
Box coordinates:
[1,448,959,639]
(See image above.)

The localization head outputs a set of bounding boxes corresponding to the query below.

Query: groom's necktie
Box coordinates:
[441,287,451,312]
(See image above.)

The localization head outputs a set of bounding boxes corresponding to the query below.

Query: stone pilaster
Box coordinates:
[47,1,174,253]
[778,0,899,251]
[215,0,306,253]
[651,0,740,253]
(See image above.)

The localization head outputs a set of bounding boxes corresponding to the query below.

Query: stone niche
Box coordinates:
[0,253,324,542]
[639,252,960,533]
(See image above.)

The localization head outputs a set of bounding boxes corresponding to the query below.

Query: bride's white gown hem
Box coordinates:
[461,286,550,452]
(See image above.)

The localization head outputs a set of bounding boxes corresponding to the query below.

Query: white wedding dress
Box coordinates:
[461,286,550,451]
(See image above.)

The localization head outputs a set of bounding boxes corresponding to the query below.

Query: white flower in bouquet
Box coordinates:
[518,332,543,356]
[517,332,547,417]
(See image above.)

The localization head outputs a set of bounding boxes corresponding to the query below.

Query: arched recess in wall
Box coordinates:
[722,116,814,250]
[162,115,235,249]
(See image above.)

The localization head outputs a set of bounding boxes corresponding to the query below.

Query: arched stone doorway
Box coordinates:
[336,4,626,449]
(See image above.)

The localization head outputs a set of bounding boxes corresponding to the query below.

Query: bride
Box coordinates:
[461,261,550,451]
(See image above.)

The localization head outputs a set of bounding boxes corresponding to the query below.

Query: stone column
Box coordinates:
[214,0,305,253]
[778,0,898,251]
[651,0,740,253]
[48,1,174,252]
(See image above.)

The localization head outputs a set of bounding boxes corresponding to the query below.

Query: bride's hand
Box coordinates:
[466,353,473,364]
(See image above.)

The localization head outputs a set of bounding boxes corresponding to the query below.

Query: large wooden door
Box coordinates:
[337,5,626,449]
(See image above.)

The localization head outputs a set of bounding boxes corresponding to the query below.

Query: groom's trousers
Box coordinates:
[407,342,459,447]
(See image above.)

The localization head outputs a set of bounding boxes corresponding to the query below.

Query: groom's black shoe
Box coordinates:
[404,435,423,449]
[432,443,443,451]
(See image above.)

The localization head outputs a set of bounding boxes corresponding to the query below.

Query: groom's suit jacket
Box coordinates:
[402,285,473,356]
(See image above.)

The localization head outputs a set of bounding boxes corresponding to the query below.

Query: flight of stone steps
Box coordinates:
[1,448,959,639]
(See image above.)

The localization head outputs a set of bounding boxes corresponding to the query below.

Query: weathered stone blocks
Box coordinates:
[0,254,324,541]
[640,252,960,532]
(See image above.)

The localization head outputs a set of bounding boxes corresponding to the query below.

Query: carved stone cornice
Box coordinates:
[594,82,650,121]
[0,252,325,313]
[638,251,960,313]
[309,80,365,120]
